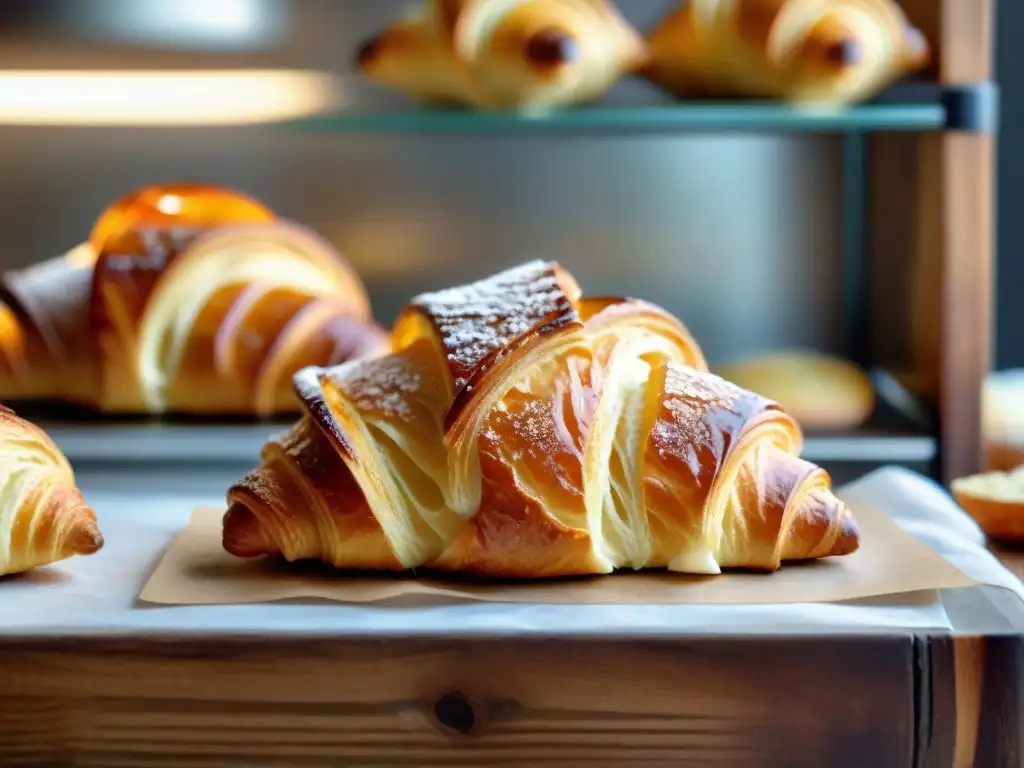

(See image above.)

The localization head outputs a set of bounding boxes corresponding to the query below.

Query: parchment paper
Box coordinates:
[139,499,976,606]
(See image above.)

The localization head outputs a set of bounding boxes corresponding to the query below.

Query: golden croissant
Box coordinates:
[356,0,647,113]
[0,183,387,417]
[0,405,102,576]
[225,261,859,578]
[645,0,931,105]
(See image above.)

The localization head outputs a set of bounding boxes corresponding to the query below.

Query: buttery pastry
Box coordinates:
[356,0,647,113]
[716,350,875,431]
[0,405,102,576]
[953,467,1024,541]
[645,0,931,105]
[225,261,860,578]
[0,183,387,417]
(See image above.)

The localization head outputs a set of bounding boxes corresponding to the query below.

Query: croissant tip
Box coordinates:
[905,26,930,64]
[63,518,104,557]
[831,512,861,557]
[355,33,385,69]
[222,502,269,558]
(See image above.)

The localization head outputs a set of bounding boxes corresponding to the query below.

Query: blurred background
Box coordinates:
[0,0,845,365]
[0,0,1006,490]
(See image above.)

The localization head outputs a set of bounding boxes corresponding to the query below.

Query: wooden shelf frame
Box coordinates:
[867,0,997,485]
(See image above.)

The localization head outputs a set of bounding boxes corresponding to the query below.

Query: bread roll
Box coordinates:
[952,467,1024,541]
[716,350,875,431]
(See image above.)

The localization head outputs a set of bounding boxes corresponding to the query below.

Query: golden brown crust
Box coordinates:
[431,442,603,578]
[0,186,384,416]
[224,261,859,578]
[403,260,581,392]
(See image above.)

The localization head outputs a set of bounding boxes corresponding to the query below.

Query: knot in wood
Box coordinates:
[433,691,477,735]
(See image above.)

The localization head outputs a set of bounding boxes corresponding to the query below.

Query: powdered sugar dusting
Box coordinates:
[651,364,764,480]
[327,354,424,422]
[411,260,575,389]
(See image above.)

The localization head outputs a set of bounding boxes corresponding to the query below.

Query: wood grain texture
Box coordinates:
[974,635,1024,767]
[867,0,996,484]
[923,631,1024,768]
[0,636,915,768]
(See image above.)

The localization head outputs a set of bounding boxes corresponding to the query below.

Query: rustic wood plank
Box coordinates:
[0,636,915,768]
[952,637,986,766]
[920,635,986,768]
[974,635,1024,767]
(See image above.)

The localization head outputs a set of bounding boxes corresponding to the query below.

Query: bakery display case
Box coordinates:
[0,3,1020,768]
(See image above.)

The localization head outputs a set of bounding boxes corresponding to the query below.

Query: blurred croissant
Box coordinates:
[0,405,102,576]
[0,183,387,417]
[225,261,859,578]
[645,0,931,105]
[356,0,647,113]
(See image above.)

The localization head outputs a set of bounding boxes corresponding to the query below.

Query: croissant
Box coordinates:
[644,0,931,105]
[225,261,859,578]
[357,0,647,113]
[0,405,102,576]
[355,2,474,106]
[0,183,387,416]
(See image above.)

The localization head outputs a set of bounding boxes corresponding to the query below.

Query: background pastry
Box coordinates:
[0,183,387,417]
[0,405,102,577]
[225,261,859,578]
[451,0,648,112]
[357,0,647,113]
[645,0,931,105]
[716,350,875,431]
[953,466,1024,541]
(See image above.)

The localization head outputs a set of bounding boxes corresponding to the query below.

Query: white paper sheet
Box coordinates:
[0,467,1019,638]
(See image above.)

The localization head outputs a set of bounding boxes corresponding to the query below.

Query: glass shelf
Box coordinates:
[285,102,947,135]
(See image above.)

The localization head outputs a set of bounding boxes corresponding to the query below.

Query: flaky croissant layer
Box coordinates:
[225,261,859,578]
[0,406,102,577]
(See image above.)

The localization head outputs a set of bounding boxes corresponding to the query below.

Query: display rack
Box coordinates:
[278,0,995,486]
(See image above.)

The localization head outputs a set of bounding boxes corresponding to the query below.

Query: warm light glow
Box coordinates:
[156,195,184,215]
[0,70,341,126]
[88,183,277,251]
